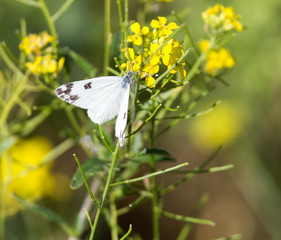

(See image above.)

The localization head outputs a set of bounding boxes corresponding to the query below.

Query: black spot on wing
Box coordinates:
[56,87,63,95]
[123,112,126,119]
[64,83,74,95]
[70,95,79,101]
[84,82,92,90]
[56,83,79,103]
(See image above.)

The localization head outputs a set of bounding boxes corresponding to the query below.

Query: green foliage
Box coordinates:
[0,0,244,240]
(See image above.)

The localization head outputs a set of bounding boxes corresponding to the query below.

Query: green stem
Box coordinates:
[103,0,112,75]
[111,163,188,186]
[98,125,113,154]
[0,76,28,126]
[117,0,125,50]
[162,210,215,226]
[64,108,82,134]
[120,224,132,240]
[0,43,23,77]
[150,98,160,240]
[39,0,58,49]
[110,192,118,240]
[89,143,120,240]
[183,36,216,85]
[52,0,75,22]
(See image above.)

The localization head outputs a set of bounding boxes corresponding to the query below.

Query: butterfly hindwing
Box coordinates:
[115,84,130,146]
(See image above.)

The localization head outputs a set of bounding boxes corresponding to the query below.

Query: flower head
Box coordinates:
[1,136,70,216]
[205,48,235,75]
[19,31,55,55]
[128,22,149,46]
[123,17,185,87]
[25,55,65,75]
[189,103,242,150]
[202,4,243,32]
[151,17,179,37]
[19,31,64,76]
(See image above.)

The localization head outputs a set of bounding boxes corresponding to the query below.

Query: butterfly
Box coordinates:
[55,71,134,146]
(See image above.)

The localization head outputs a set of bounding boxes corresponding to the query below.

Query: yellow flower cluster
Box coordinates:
[19,31,64,76]
[198,39,235,75]
[205,48,235,75]
[1,136,70,216]
[202,4,243,32]
[123,17,186,87]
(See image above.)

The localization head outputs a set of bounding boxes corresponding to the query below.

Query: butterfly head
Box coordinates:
[122,71,134,88]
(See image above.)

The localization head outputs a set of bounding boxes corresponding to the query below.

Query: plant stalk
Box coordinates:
[89,143,120,240]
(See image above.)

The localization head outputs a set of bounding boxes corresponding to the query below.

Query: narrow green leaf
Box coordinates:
[71,158,109,189]
[14,195,78,236]
[66,48,98,77]
[73,154,99,207]
[132,148,175,163]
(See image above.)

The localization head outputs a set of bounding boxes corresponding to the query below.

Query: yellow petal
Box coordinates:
[158,16,167,25]
[130,22,141,33]
[145,76,156,88]
[57,57,65,72]
[142,26,149,35]
[151,19,160,28]
[134,36,143,46]
[150,55,160,65]
[168,22,179,30]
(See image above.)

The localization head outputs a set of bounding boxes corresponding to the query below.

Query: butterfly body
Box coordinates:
[55,72,134,146]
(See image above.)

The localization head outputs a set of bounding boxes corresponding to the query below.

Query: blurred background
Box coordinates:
[1,0,281,239]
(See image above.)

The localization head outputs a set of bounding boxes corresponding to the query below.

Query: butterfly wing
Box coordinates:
[115,83,130,146]
[55,76,123,124]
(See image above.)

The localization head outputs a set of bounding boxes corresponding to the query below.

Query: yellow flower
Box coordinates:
[204,48,235,75]
[19,31,54,55]
[148,43,161,65]
[25,55,65,75]
[189,102,242,150]
[0,136,59,216]
[202,4,243,32]
[198,39,210,53]
[128,22,149,46]
[151,17,179,37]
[162,39,186,78]
[124,17,185,86]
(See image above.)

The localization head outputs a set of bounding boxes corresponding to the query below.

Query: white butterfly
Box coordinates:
[55,71,134,146]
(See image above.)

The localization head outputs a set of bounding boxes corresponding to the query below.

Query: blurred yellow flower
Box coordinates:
[198,39,210,53]
[19,31,54,55]
[1,136,70,216]
[202,4,243,32]
[25,55,65,75]
[205,48,235,75]
[189,103,242,150]
[19,31,64,76]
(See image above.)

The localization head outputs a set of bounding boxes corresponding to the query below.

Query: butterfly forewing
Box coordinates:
[55,76,124,124]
